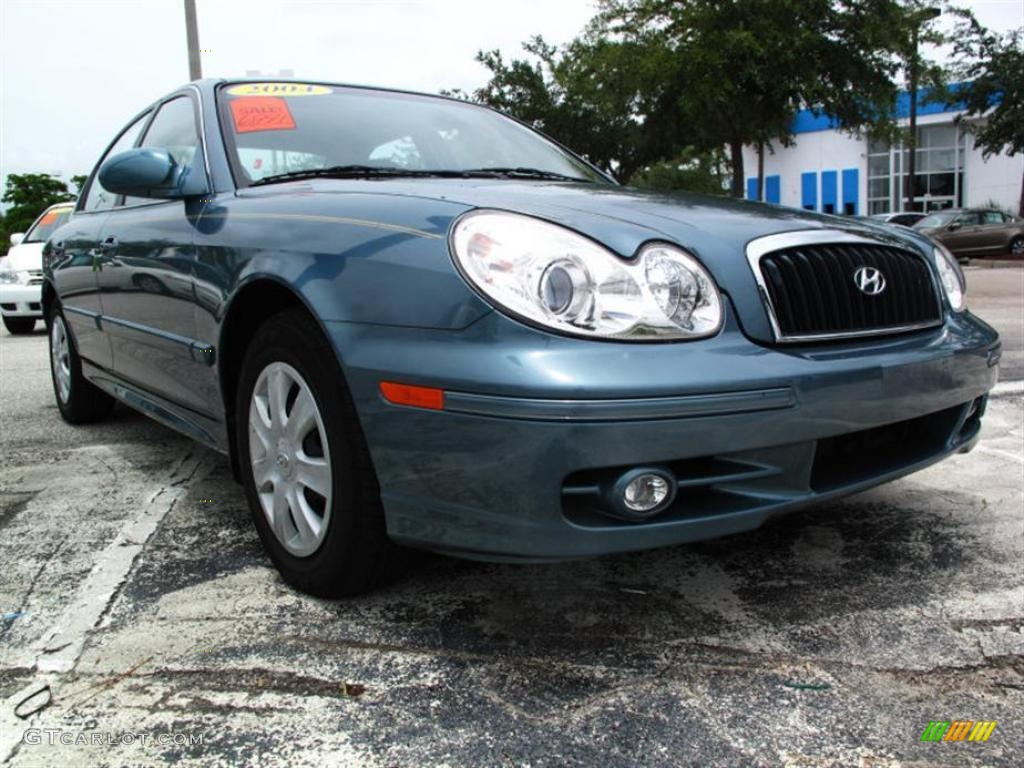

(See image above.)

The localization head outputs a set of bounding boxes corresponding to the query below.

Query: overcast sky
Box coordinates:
[1,0,1021,196]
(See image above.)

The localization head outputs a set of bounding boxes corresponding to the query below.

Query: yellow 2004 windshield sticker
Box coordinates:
[227,83,331,97]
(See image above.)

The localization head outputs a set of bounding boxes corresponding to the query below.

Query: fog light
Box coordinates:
[624,473,670,512]
[605,467,677,521]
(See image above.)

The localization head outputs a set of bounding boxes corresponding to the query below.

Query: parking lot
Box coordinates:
[0,266,1021,767]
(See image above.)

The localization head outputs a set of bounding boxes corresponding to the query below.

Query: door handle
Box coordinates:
[100,236,119,252]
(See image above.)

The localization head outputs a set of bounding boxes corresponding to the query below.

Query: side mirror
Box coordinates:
[947,221,961,231]
[98,148,208,199]
[9,233,24,247]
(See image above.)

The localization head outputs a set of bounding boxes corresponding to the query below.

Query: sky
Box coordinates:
[1,0,1022,199]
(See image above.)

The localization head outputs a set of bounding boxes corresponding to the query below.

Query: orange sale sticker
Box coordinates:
[230,96,296,133]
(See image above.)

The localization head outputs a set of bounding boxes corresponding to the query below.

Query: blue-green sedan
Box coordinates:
[42,80,1000,596]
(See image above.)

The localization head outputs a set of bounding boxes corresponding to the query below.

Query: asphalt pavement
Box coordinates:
[0,267,1021,767]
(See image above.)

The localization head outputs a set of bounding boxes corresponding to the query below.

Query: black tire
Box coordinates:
[235,308,398,597]
[3,315,36,334]
[1011,236,1024,258]
[48,304,116,423]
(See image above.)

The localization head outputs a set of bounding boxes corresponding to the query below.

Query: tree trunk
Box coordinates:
[729,139,744,198]
[1019,169,1023,218]
[756,140,765,201]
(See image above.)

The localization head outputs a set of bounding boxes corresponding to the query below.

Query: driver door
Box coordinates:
[95,93,213,414]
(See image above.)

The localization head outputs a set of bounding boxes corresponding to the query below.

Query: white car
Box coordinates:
[1,203,73,334]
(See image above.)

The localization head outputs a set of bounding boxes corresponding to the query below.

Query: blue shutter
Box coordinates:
[842,169,859,215]
[821,170,838,214]
[801,172,818,211]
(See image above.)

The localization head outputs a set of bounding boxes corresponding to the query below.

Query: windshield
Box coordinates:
[217,83,608,185]
[916,211,957,228]
[24,206,73,243]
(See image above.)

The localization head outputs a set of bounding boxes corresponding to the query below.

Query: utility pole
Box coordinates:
[903,6,941,212]
[184,0,202,81]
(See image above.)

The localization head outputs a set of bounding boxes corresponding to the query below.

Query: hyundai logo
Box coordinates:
[853,266,886,296]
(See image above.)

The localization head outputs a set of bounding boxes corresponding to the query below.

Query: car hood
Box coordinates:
[243,178,934,340]
[2,242,45,271]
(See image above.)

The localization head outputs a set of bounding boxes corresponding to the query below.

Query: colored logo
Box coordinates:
[920,720,997,742]
[853,266,887,296]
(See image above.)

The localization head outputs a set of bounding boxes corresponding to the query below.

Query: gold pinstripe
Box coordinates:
[121,211,443,240]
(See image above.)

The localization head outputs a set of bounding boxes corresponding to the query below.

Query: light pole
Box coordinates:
[184,0,202,81]
[903,6,941,212]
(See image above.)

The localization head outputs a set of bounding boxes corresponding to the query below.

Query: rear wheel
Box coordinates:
[1011,236,1024,258]
[48,305,115,423]
[235,309,398,597]
[3,316,36,335]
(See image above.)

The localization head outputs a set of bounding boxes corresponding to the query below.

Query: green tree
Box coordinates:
[70,174,89,197]
[595,0,926,197]
[0,173,74,254]
[949,24,1023,214]
[449,35,668,181]
[629,149,730,195]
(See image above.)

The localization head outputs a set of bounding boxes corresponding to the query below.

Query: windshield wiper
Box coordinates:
[457,167,594,183]
[250,165,450,186]
[249,164,595,187]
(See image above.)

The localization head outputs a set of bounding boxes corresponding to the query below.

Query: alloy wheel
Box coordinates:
[248,361,333,557]
[51,315,71,403]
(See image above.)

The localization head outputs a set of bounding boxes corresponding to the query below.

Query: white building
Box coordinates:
[741,90,1022,216]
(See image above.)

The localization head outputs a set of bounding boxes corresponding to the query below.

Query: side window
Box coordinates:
[955,212,980,226]
[81,112,151,212]
[122,97,202,206]
[982,211,1005,225]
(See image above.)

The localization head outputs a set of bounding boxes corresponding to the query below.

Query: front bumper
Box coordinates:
[0,283,43,317]
[327,304,1000,561]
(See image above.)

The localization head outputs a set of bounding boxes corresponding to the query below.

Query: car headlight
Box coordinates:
[0,264,27,285]
[933,242,965,312]
[450,211,723,340]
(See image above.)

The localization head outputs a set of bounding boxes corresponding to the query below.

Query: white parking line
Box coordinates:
[992,381,1024,398]
[0,449,208,763]
[976,445,1024,465]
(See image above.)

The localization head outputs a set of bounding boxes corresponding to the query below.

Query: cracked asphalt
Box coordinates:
[0,266,1022,767]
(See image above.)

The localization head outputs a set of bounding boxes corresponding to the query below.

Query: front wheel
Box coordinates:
[48,305,115,423]
[2,315,36,334]
[1011,236,1024,258]
[235,309,398,597]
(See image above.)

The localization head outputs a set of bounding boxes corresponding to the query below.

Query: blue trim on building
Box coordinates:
[841,169,859,215]
[793,83,970,135]
[821,170,838,214]
[746,178,757,201]
[801,172,818,211]
[765,175,781,204]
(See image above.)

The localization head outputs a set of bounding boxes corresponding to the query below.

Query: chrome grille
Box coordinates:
[27,270,44,285]
[748,231,943,343]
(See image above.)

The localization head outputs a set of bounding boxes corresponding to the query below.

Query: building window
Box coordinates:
[867,140,891,215]
[867,124,965,214]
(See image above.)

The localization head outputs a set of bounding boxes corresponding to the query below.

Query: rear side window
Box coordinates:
[82,112,151,212]
[982,211,1006,224]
